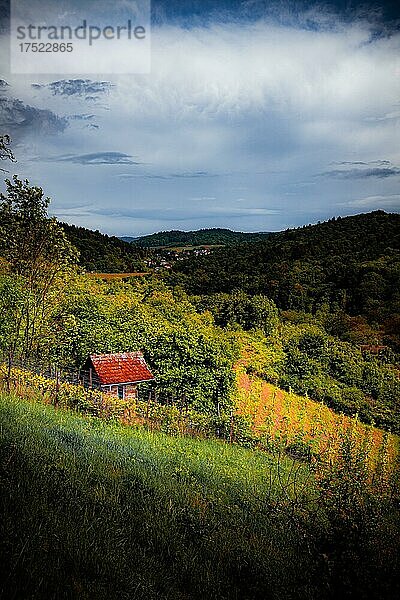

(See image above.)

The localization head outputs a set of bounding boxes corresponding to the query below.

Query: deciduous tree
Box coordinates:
[0,177,78,365]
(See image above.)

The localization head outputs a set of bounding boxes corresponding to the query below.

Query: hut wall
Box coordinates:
[124,384,138,400]
[107,385,119,397]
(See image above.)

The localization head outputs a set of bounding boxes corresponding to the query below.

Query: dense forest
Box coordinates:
[60,222,149,272]
[125,227,272,247]
[168,211,400,349]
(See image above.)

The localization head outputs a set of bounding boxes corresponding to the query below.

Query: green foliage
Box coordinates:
[2,365,130,419]
[275,322,400,431]
[168,211,400,349]
[129,227,271,248]
[314,424,400,599]
[60,278,240,413]
[194,291,279,335]
[238,331,284,384]
[0,275,25,355]
[285,440,313,462]
[0,177,78,363]
[60,221,149,272]
[0,393,320,600]
[1,394,399,600]
[0,177,77,276]
[52,273,399,432]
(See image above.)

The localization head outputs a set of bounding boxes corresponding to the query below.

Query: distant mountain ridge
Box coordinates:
[121,227,272,247]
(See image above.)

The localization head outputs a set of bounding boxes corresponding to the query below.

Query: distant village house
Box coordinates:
[81,352,154,400]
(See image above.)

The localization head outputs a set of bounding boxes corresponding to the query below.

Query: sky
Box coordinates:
[0,0,399,236]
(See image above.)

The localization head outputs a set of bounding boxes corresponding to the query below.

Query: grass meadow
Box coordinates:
[1,392,399,599]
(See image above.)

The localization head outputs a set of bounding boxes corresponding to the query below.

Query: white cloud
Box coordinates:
[110,21,399,118]
[347,194,400,209]
[1,11,399,234]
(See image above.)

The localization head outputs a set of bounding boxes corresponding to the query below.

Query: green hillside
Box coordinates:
[0,393,313,599]
[168,211,400,349]
[1,178,400,600]
[125,227,272,247]
[1,393,399,600]
[60,222,149,272]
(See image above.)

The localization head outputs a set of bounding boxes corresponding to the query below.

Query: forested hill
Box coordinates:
[60,222,148,273]
[123,227,272,247]
[168,211,400,341]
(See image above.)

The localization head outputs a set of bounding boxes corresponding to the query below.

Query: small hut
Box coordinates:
[81,352,154,400]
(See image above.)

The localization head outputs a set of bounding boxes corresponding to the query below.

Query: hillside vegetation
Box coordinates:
[1,393,400,600]
[169,211,400,349]
[125,227,271,247]
[60,222,149,273]
[168,211,400,300]
[235,362,399,467]
[0,393,316,600]
[1,179,399,434]
[1,176,400,599]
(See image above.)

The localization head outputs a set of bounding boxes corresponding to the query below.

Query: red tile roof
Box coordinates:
[89,352,154,385]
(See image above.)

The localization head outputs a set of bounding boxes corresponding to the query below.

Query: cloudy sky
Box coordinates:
[0,0,399,236]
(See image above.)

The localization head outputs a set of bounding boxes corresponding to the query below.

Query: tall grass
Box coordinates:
[1,393,399,599]
[0,393,319,600]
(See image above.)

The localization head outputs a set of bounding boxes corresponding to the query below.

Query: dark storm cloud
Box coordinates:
[151,0,400,32]
[0,95,68,138]
[68,114,96,121]
[41,152,140,165]
[119,171,218,180]
[330,160,392,167]
[32,79,114,98]
[321,167,400,179]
